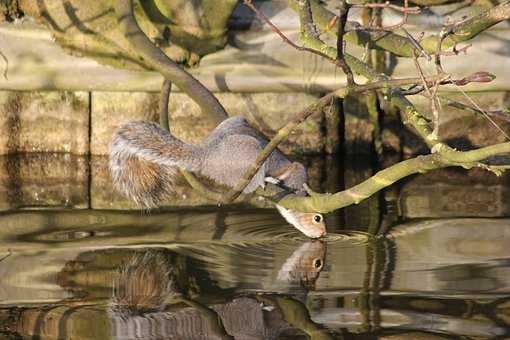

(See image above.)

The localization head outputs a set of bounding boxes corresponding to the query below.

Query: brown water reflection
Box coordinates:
[0,209,509,339]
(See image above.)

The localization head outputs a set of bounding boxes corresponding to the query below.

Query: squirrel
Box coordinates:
[109,116,326,238]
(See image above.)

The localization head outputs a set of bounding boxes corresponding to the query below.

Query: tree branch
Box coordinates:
[244,0,379,80]
[278,141,510,213]
[114,0,228,125]
[219,47,481,204]
[336,0,355,86]
[288,0,510,58]
[158,79,172,132]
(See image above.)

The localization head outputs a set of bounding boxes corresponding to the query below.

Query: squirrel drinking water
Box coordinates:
[109,116,326,238]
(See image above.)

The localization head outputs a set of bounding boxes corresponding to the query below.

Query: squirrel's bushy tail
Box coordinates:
[109,121,201,208]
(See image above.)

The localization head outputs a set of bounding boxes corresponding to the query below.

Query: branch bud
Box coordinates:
[454,72,496,86]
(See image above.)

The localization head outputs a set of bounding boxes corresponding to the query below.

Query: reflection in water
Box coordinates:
[110,249,181,316]
[0,210,509,339]
[276,240,325,290]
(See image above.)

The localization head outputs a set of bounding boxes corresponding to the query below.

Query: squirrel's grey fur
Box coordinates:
[109,116,307,208]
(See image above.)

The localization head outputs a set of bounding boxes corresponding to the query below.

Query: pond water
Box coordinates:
[0,155,509,339]
[0,206,509,339]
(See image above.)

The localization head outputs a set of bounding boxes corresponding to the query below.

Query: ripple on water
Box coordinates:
[321,231,371,245]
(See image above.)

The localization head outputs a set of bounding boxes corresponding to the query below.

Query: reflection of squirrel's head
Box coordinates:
[110,250,180,316]
[277,240,326,290]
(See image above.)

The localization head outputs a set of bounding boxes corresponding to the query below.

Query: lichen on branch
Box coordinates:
[288,0,510,58]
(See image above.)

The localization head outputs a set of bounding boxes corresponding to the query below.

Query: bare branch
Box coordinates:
[336,0,355,86]
[245,0,378,80]
[158,79,172,132]
[0,50,8,80]
[278,141,510,213]
[244,0,336,63]
[441,96,510,123]
[0,250,11,263]
[380,0,413,31]
[351,0,420,14]
[402,28,431,61]
[114,0,228,125]
[408,0,459,5]
[219,70,457,204]
[450,82,510,141]
[288,0,510,58]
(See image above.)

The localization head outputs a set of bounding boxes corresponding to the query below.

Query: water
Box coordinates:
[0,153,508,339]
[0,207,509,339]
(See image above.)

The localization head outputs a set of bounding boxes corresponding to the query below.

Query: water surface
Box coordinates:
[0,208,509,339]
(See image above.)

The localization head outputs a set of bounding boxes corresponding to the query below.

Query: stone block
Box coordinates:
[0,91,89,154]
[90,92,159,155]
[0,153,88,210]
[398,168,510,218]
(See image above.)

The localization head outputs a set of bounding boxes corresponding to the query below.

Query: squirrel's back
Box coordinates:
[109,117,307,207]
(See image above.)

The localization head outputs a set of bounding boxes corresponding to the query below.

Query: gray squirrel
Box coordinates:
[109,116,326,238]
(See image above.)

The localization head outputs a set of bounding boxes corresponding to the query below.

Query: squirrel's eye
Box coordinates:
[313,214,322,223]
[313,258,322,269]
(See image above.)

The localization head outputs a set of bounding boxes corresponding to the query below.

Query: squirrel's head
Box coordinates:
[276,205,326,238]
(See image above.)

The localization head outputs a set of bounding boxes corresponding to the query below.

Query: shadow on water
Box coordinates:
[0,209,509,339]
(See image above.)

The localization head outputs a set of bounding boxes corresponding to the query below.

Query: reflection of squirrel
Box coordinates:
[109,116,326,238]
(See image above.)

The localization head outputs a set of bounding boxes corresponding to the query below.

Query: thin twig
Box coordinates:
[243,0,360,76]
[402,28,431,61]
[451,83,510,141]
[0,50,8,80]
[0,249,11,263]
[336,0,420,31]
[440,96,510,123]
[412,49,441,139]
[219,71,450,203]
[381,0,412,30]
[351,1,420,14]
[337,0,355,86]
[159,79,172,131]
[430,26,454,139]
[243,0,332,61]
[434,27,450,74]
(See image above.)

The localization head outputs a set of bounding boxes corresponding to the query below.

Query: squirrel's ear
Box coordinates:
[276,162,301,181]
